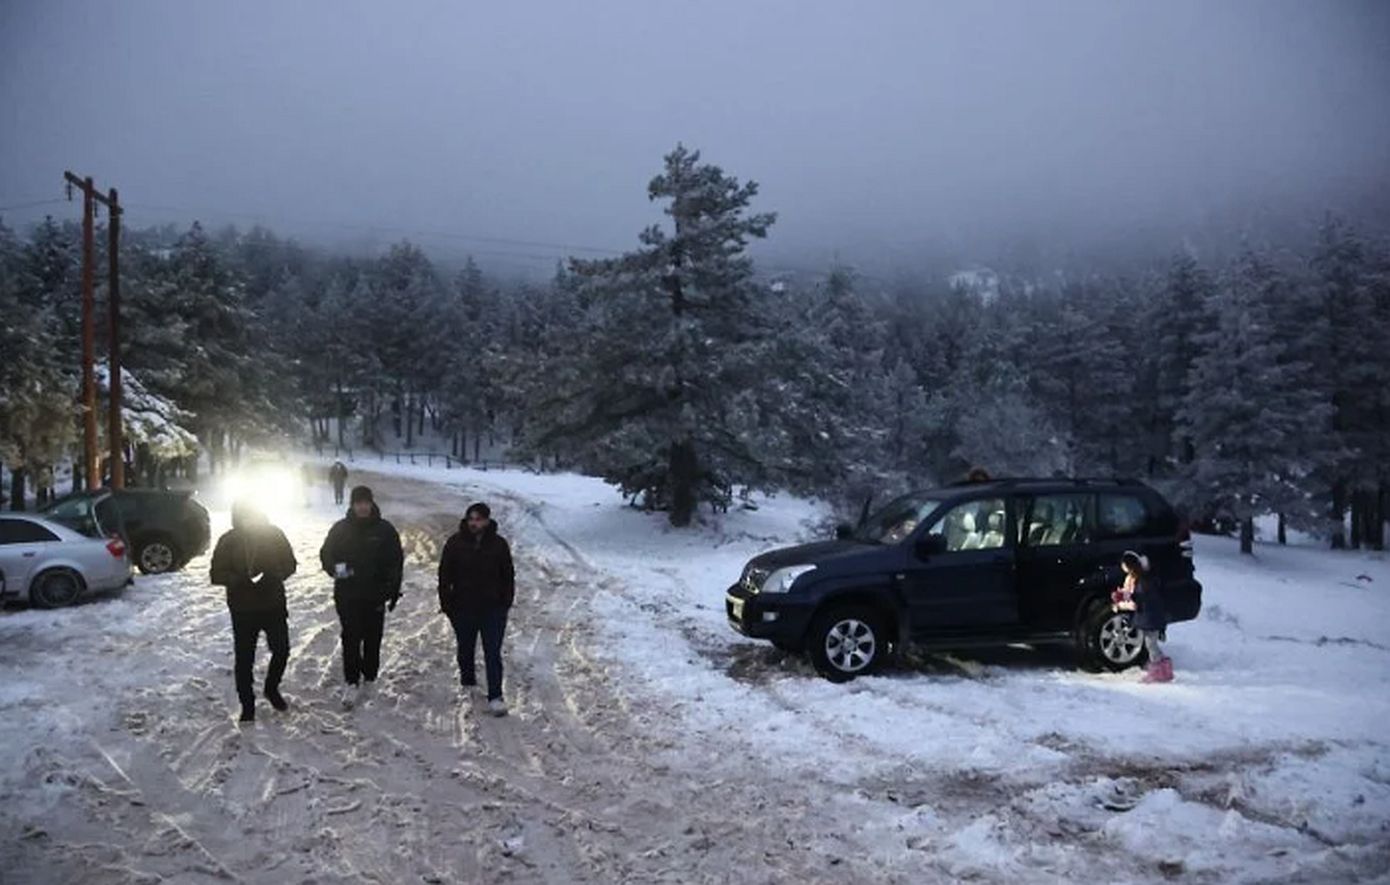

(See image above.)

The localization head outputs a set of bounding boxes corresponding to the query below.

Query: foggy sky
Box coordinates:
[2,1,1388,278]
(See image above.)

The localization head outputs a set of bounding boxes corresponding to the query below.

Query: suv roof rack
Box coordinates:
[947,476,1144,488]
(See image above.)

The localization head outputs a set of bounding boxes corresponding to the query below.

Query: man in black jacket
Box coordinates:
[329,461,349,505]
[210,501,297,722]
[438,502,515,716]
[319,485,404,708]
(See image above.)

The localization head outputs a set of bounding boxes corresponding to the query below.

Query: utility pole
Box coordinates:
[107,187,124,488]
[64,172,124,490]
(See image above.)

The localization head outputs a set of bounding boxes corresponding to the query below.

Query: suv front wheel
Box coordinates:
[808,606,886,682]
[1079,604,1148,672]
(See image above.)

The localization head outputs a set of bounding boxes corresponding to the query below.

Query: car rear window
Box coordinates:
[1097,494,1150,540]
[0,518,61,544]
[40,496,105,538]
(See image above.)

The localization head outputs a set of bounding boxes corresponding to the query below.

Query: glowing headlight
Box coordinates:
[222,463,302,520]
[761,564,817,594]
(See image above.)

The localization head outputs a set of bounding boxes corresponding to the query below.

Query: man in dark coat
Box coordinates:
[438,502,515,716]
[210,501,297,722]
[319,485,404,707]
[329,461,349,505]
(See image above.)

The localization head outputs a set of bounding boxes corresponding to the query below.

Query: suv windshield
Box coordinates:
[855,493,944,544]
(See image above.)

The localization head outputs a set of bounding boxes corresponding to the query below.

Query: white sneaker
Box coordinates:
[340,684,359,709]
[360,681,376,703]
[487,698,509,718]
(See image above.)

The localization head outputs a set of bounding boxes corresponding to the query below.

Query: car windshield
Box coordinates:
[854,493,945,544]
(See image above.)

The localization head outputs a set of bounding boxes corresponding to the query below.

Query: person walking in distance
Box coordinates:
[210,501,298,723]
[320,486,404,708]
[438,502,515,717]
[329,461,349,506]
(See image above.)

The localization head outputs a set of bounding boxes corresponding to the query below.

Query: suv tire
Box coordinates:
[1079,603,1149,672]
[135,535,182,575]
[808,605,886,683]
[30,568,84,608]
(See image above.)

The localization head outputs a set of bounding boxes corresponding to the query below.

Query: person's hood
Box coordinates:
[231,501,266,530]
[346,502,382,523]
[460,518,499,539]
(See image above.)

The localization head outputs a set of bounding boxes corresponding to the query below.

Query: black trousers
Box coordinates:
[335,596,385,685]
[231,610,290,706]
[332,483,346,505]
[447,607,509,700]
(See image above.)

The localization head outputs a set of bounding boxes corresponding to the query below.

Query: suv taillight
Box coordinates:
[106,536,127,559]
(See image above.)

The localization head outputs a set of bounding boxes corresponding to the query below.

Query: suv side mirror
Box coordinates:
[915,534,947,558]
[835,523,854,540]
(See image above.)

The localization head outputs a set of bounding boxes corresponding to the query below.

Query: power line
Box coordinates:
[0,197,68,213]
[121,201,629,257]
[24,195,875,284]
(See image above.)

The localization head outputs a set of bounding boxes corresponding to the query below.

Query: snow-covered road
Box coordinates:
[1,465,1387,883]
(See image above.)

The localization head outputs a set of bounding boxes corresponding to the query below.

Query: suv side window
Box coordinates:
[1020,493,1092,547]
[1097,494,1149,540]
[927,497,1007,552]
[0,519,60,544]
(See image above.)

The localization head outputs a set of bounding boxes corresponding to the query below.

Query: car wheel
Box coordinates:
[135,536,181,575]
[1080,604,1149,672]
[30,568,85,609]
[808,606,885,683]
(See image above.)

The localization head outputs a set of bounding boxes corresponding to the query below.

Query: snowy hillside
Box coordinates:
[1,464,1386,882]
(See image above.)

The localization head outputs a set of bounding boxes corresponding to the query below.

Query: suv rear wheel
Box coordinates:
[135,535,181,575]
[808,606,886,682]
[1079,603,1148,672]
[30,568,84,608]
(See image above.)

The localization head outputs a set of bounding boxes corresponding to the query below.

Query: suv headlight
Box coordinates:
[761,564,817,594]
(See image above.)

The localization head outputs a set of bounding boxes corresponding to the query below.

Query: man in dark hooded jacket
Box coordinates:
[210,501,297,722]
[329,461,349,505]
[319,485,404,707]
[438,502,515,716]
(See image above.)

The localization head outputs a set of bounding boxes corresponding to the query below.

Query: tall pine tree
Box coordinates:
[517,145,777,526]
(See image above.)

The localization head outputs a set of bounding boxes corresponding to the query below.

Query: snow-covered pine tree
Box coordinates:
[1025,282,1133,476]
[517,145,777,526]
[1308,219,1390,549]
[765,266,894,514]
[1152,254,1212,471]
[1178,249,1331,554]
[439,257,506,460]
[366,241,442,447]
[952,369,1070,479]
[0,219,77,509]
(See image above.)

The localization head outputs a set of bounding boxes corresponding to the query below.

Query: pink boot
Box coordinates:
[1141,657,1174,683]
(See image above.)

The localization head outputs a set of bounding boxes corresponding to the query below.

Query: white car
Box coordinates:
[0,514,134,608]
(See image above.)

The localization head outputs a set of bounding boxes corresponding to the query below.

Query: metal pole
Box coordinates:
[107,188,124,489]
[80,177,98,490]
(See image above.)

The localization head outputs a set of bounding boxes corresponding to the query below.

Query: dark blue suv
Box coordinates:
[726,478,1201,682]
